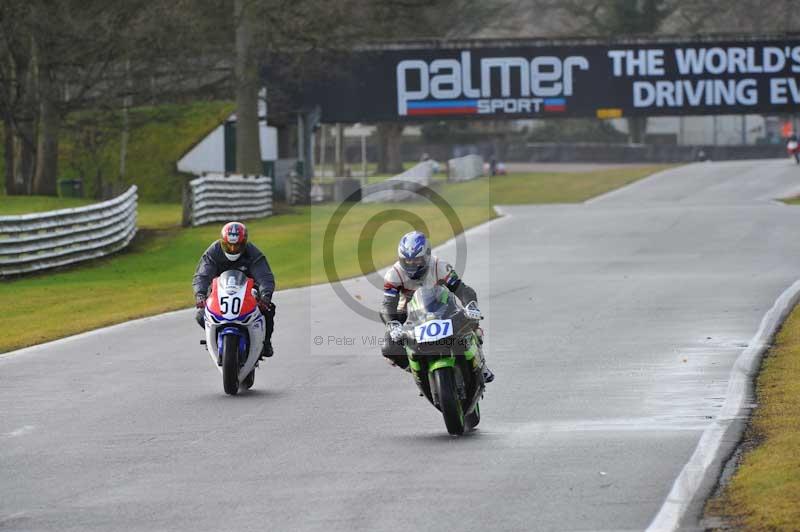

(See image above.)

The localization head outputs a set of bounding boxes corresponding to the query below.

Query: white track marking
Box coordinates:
[646,279,800,531]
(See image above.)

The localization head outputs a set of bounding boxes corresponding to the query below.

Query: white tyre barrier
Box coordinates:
[187,174,273,226]
[0,186,138,277]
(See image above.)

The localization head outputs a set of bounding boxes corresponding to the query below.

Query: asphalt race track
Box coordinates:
[3,160,800,531]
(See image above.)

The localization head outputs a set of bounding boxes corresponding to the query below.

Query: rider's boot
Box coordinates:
[259,305,275,359]
[482,364,495,383]
[385,354,410,372]
[259,339,273,359]
[473,329,494,383]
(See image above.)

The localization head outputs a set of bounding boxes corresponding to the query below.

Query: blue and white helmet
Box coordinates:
[398,231,431,280]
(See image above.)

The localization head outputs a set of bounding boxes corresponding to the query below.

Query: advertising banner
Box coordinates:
[283,36,800,123]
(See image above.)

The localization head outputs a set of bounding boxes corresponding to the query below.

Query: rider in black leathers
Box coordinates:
[192,222,276,357]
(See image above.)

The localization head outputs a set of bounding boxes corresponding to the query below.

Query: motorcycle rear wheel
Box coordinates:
[221,335,240,395]
[433,367,464,435]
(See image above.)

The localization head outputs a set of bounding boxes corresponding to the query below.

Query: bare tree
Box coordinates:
[1,0,233,196]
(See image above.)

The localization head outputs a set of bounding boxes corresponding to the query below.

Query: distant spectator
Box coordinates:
[489,157,497,176]
[782,120,794,139]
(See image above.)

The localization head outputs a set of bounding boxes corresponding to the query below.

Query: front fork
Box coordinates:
[217,327,248,367]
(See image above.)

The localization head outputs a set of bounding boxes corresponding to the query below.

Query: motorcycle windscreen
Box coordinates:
[408,286,475,340]
[218,270,248,294]
[407,286,453,324]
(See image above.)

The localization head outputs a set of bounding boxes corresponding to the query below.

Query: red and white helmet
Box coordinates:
[220,221,247,261]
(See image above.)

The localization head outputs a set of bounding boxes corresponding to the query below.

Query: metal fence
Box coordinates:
[184,174,273,227]
[361,161,434,203]
[448,155,485,182]
[0,186,138,277]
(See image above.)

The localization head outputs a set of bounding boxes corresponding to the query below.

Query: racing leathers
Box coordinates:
[380,256,482,369]
[192,241,276,355]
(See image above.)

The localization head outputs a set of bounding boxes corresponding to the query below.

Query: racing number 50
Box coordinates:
[220,296,241,314]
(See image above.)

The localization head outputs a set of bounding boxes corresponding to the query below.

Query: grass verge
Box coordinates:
[0,166,670,353]
[704,304,800,529]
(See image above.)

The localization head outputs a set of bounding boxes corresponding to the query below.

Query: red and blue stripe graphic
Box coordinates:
[407,100,478,116]
[406,98,568,115]
[543,98,567,112]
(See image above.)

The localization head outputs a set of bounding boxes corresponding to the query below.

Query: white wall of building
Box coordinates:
[177,123,226,174]
[260,121,278,160]
[611,115,767,145]
[177,113,278,175]
[515,115,770,146]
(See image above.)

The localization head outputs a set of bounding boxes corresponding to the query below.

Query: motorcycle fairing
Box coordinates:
[204,271,266,383]
[207,270,258,321]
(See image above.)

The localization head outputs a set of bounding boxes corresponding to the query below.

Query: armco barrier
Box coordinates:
[0,186,138,277]
[448,155,484,182]
[186,174,272,226]
[361,161,433,203]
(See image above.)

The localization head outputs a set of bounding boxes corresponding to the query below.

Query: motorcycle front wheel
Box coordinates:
[221,335,240,395]
[432,367,465,435]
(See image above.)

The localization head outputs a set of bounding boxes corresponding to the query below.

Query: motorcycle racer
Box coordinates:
[192,221,276,358]
[380,230,494,382]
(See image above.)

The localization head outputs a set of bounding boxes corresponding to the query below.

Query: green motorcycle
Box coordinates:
[391,285,486,435]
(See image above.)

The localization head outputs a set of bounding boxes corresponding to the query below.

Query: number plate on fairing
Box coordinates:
[414,319,453,343]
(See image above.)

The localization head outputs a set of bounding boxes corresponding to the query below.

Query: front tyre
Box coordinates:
[433,367,464,435]
[221,335,240,395]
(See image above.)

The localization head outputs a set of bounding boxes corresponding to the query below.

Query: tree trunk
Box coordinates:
[234,0,262,175]
[94,167,103,200]
[335,123,344,176]
[14,125,36,194]
[11,31,39,195]
[119,57,132,183]
[628,116,648,144]
[4,121,18,195]
[32,60,59,196]
[377,123,404,174]
[386,124,404,174]
[377,124,388,174]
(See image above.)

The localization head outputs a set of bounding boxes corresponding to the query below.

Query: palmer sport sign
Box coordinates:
[396,52,588,117]
[282,35,800,123]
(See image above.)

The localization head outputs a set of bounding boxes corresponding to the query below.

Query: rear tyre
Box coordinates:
[221,335,240,395]
[243,369,255,390]
[433,367,464,435]
[465,403,481,430]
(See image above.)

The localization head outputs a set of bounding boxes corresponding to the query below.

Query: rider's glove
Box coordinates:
[195,294,207,309]
[464,301,482,321]
[257,297,271,314]
[386,320,404,342]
